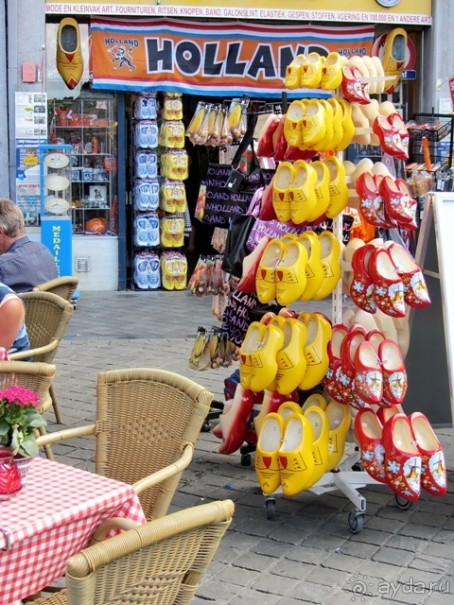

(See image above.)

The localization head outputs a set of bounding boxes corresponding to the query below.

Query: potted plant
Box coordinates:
[0,385,46,481]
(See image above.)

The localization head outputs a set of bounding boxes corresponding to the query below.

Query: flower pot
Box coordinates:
[0,448,22,494]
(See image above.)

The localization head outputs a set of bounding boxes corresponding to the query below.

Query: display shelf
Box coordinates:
[49,94,118,235]
[408,112,454,172]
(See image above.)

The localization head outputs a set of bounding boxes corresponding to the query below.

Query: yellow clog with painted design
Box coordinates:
[324,155,349,218]
[275,239,308,306]
[298,312,332,391]
[255,412,284,494]
[279,413,316,495]
[289,160,317,225]
[256,238,283,304]
[273,317,308,395]
[303,405,330,486]
[326,400,351,471]
[298,231,324,301]
[314,230,341,300]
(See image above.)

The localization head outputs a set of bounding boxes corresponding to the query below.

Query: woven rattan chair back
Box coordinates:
[33,276,79,304]
[95,368,213,520]
[15,291,74,363]
[31,500,234,605]
[0,360,56,414]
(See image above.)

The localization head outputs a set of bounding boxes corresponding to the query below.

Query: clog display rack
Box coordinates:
[132,93,189,291]
[212,49,448,533]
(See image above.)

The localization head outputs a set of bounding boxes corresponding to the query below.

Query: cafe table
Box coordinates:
[0,456,147,605]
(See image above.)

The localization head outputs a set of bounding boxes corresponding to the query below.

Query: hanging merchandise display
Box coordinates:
[207,46,447,531]
[131,93,189,290]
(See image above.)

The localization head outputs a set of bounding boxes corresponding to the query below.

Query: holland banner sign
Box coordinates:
[90,18,375,97]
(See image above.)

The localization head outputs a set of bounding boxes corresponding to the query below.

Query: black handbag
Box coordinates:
[202,116,273,228]
[221,214,256,278]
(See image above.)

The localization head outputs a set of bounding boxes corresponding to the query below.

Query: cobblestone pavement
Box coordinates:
[49,290,454,605]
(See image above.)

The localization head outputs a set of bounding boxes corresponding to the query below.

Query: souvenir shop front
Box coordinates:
[35,0,435,290]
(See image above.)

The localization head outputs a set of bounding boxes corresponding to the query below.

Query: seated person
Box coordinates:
[0,198,58,292]
[0,282,30,355]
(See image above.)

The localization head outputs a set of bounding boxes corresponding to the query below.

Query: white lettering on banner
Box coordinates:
[44,5,432,25]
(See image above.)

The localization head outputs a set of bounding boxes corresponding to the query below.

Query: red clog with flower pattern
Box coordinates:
[385,242,431,309]
[354,340,383,405]
[368,247,406,318]
[355,172,395,229]
[378,339,407,406]
[350,244,377,313]
[379,176,417,229]
[410,412,447,496]
[382,413,422,502]
[354,408,387,483]
[372,114,408,161]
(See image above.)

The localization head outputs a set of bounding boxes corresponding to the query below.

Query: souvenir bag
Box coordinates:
[221,214,256,278]
[202,116,273,227]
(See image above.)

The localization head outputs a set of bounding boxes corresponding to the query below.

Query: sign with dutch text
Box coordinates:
[90,18,374,96]
[45,1,432,25]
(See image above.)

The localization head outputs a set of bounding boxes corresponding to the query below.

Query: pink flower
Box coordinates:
[0,385,40,409]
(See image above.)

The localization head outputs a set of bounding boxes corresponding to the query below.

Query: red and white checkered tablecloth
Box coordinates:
[0,457,146,605]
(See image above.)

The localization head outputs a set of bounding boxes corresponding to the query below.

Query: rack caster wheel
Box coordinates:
[240,453,252,467]
[348,510,365,534]
[265,499,276,520]
[201,421,211,433]
[395,495,413,510]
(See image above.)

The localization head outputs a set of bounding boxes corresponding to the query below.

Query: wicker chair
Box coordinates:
[28,499,234,605]
[36,368,214,520]
[0,360,56,459]
[33,276,79,305]
[10,291,74,424]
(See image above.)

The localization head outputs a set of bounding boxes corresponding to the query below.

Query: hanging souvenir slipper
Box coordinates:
[367,247,406,318]
[320,52,345,90]
[218,385,257,455]
[326,400,351,471]
[275,239,308,306]
[355,172,395,229]
[378,339,407,406]
[284,100,305,148]
[341,65,370,104]
[410,412,447,496]
[384,242,431,308]
[284,54,306,89]
[350,243,377,313]
[256,238,284,304]
[298,231,324,301]
[273,317,308,395]
[300,52,324,88]
[354,408,387,483]
[288,160,317,224]
[354,340,383,405]
[298,312,332,391]
[272,161,295,223]
[323,323,349,404]
[378,176,416,229]
[323,156,349,218]
[255,412,284,494]
[382,413,422,502]
[279,413,316,495]
[303,405,330,487]
[314,231,341,300]
[372,114,407,160]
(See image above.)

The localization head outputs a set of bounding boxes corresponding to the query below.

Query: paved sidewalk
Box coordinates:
[50,290,454,605]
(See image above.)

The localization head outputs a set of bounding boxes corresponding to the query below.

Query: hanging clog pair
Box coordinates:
[255,399,350,496]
